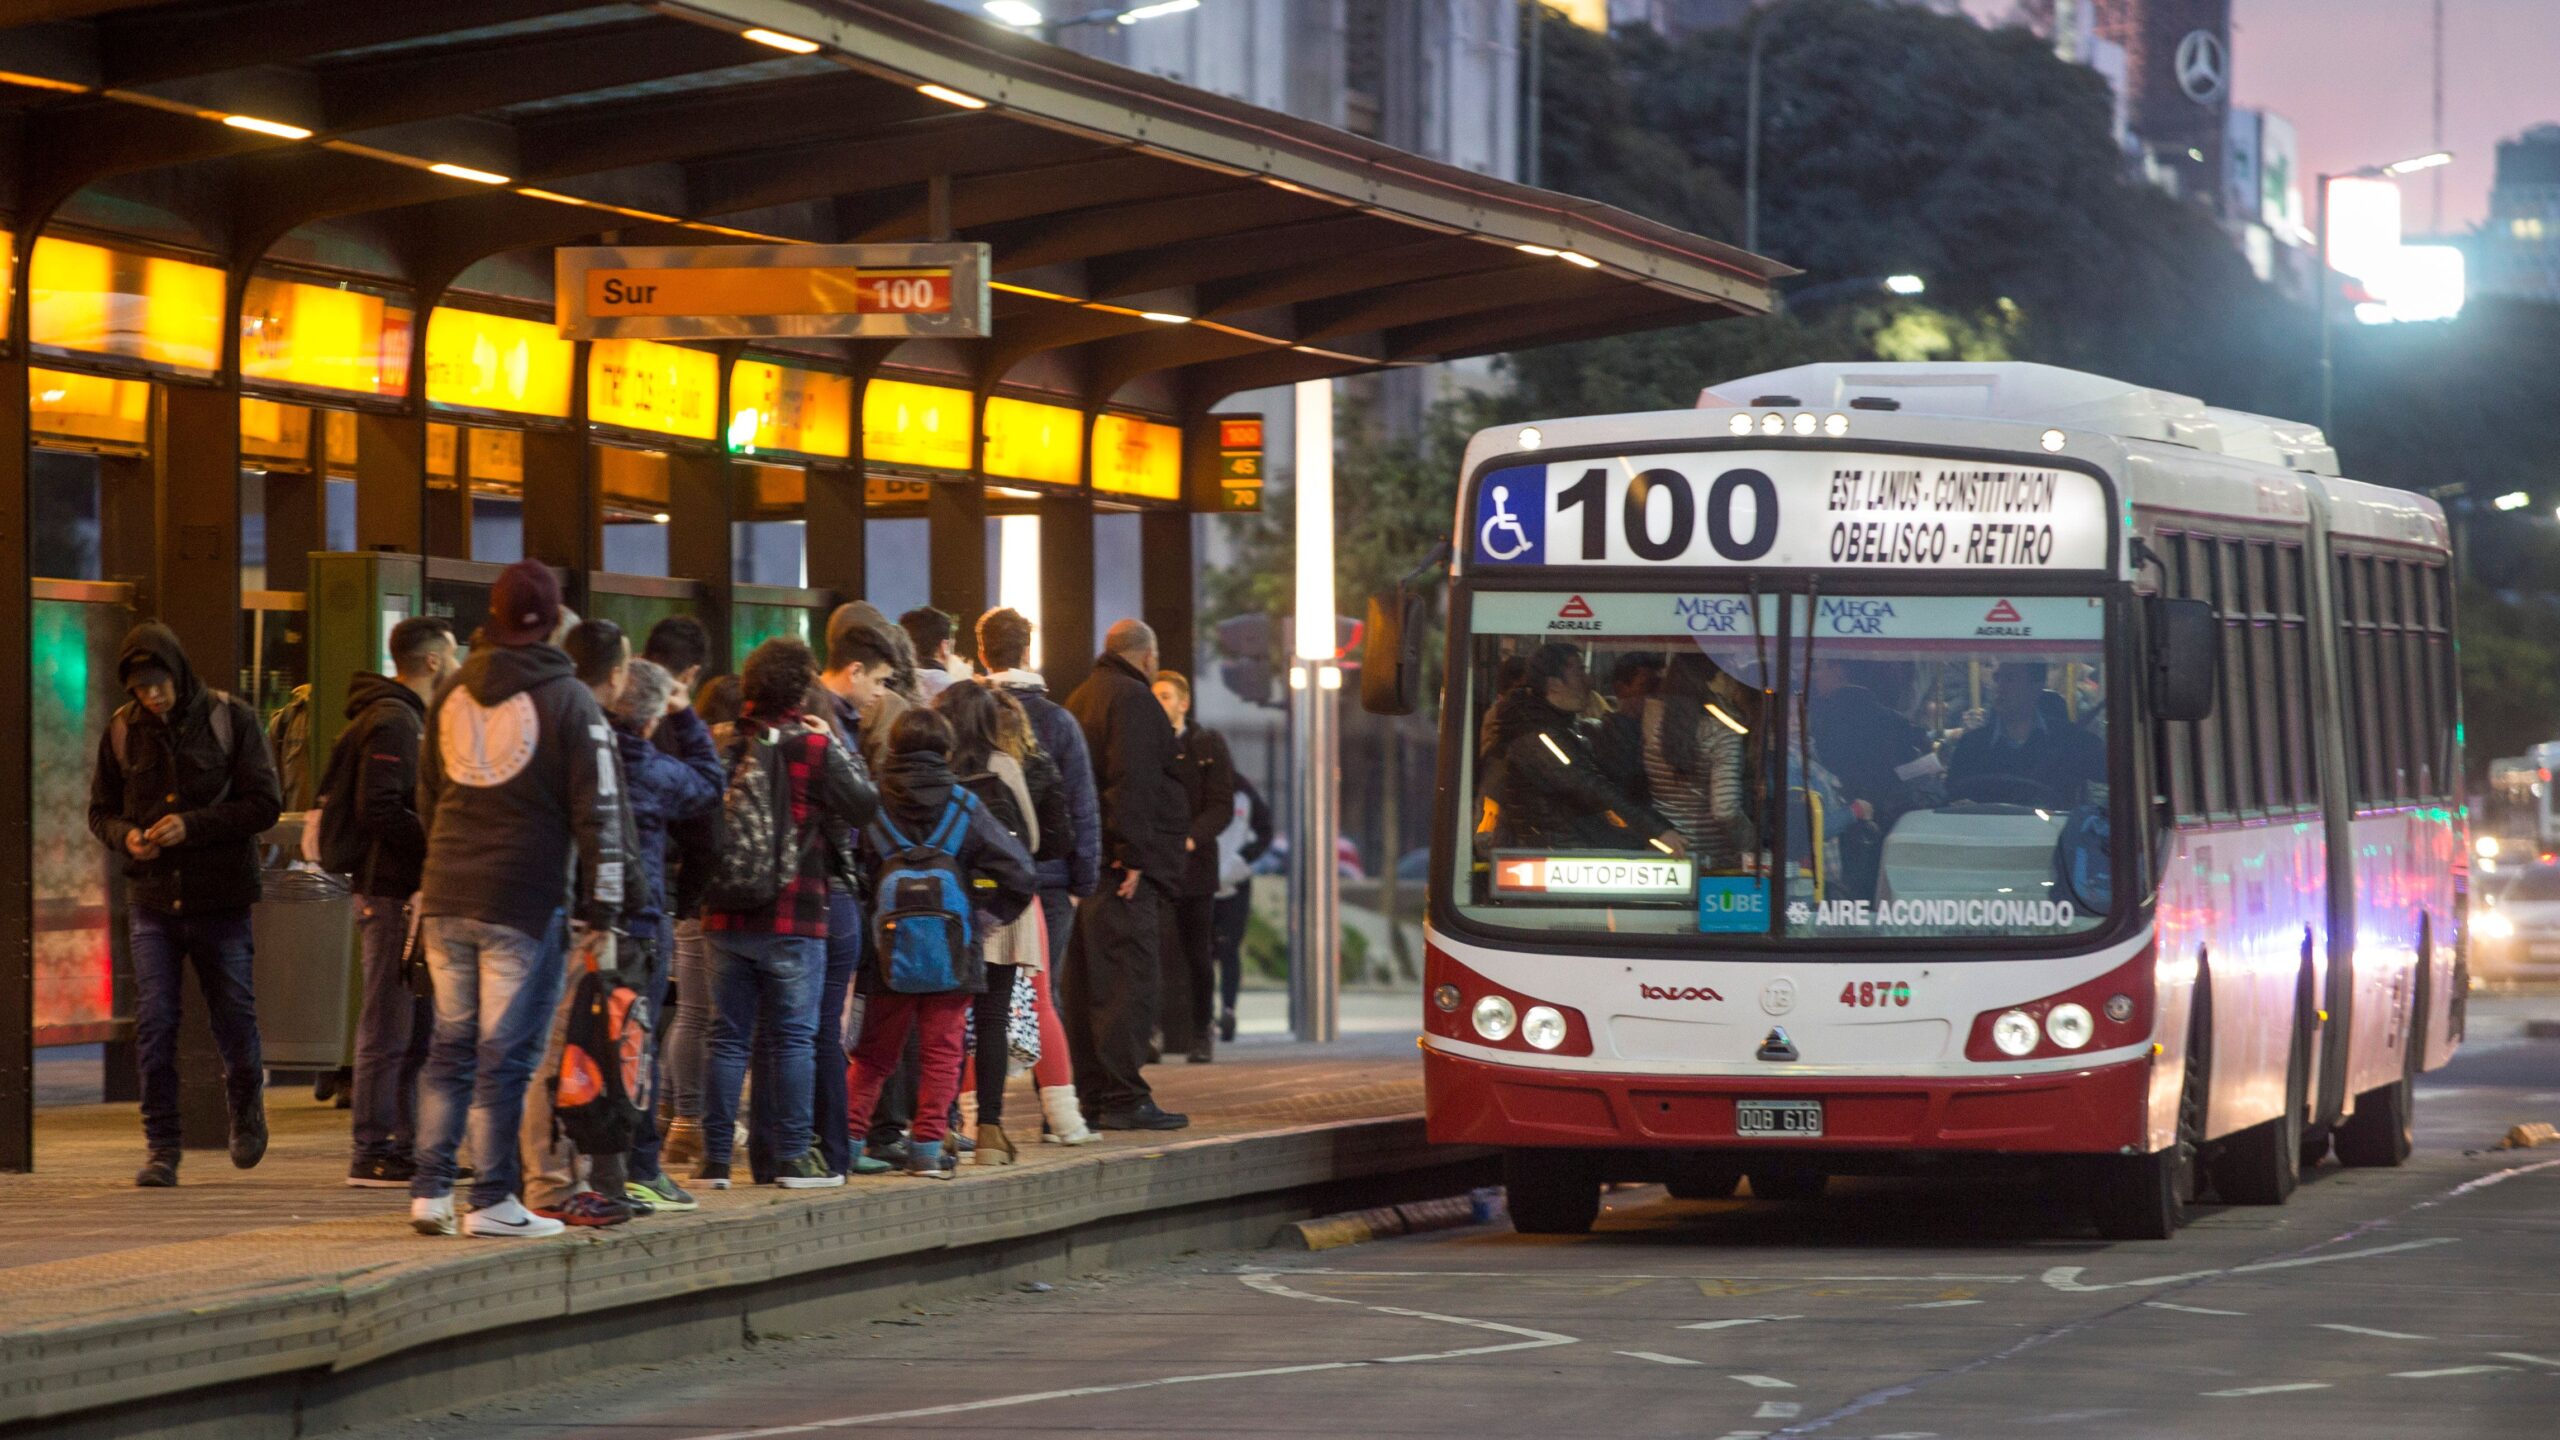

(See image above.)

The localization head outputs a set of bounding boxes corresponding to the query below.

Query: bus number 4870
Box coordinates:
[1842,981,1912,1008]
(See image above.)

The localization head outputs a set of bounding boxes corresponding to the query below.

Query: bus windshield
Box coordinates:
[1453,588,2117,946]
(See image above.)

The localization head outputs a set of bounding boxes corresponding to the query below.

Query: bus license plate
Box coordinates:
[1736,1099,1824,1137]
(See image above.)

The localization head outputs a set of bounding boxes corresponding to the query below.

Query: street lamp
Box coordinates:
[984,0,1199,42]
[2316,150,2452,436]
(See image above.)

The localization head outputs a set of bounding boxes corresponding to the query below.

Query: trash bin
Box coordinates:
[252,843,357,1070]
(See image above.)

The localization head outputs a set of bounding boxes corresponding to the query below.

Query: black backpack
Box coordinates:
[307,725,373,876]
[554,959,650,1156]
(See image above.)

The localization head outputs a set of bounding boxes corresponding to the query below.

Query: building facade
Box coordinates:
[2475,125,2560,302]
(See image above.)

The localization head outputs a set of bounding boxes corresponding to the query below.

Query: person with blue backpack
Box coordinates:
[845,708,1038,1179]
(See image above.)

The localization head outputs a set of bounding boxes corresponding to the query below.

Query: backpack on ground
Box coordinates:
[869,794,977,994]
[554,960,650,1156]
[701,728,799,913]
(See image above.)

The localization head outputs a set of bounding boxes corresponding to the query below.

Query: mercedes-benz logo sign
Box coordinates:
[1760,978,1797,1016]
[2176,30,2228,105]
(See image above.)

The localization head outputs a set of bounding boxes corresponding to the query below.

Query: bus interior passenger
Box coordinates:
[1476,642,1686,858]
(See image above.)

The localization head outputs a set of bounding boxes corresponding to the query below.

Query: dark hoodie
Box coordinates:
[333,672,429,898]
[92,614,285,907]
[417,641,626,939]
[857,749,1037,997]
[89,623,284,914]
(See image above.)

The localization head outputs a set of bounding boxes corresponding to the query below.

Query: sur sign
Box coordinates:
[556,243,988,341]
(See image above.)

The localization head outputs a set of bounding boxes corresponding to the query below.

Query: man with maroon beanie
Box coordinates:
[407,560,627,1239]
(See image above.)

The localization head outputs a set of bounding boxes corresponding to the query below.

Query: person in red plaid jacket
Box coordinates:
[697,637,877,1191]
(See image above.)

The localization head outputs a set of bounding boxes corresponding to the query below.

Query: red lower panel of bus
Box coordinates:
[1424,1046,2154,1154]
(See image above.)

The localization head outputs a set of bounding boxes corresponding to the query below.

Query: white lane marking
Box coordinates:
[1681,1314,1804,1330]
[2042,1237,2457,1293]
[667,1274,1578,1440]
[1711,1432,1768,1440]
[1730,1374,1797,1389]
[1617,1351,1702,1367]
[2409,1157,2560,1209]
[2391,1364,2519,1380]
[1902,1299,1983,1309]
[1873,1433,1942,1438]
[2316,1323,2432,1340]
[2204,1382,2334,1397]
[2493,1351,2560,1368]
[1754,1401,1804,1419]
[2146,1302,2247,1316]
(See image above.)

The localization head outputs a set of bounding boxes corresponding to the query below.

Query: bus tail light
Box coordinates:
[1964,949,2154,1063]
[1425,942,1594,1057]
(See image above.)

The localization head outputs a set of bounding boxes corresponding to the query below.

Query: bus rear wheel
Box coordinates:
[1503,1148,1601,1235]
[2336,1080,2415,1167]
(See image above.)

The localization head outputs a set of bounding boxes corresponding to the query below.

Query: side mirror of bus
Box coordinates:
[2147,596,2219,722]
[1361,587,1427,716]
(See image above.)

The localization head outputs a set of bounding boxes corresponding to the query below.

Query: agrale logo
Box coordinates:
[1639,984,1724,1002]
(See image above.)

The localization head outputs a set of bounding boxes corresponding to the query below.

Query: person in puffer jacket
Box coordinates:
[608,656,723,1212]
[846,708,1037,1179]
[408,560,627,1241]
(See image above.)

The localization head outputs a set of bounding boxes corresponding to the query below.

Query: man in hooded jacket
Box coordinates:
[90,622,284,1188]
[407,560,626,1240]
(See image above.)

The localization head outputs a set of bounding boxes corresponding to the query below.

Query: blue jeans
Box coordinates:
[411,914,566,1209]
[626,912,677,1182]
[704,930,823,1168]
[130,906,262,1152]
[813,893,862,1173]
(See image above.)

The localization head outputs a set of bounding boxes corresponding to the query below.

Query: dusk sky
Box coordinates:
[1961,0,2560,235]
[2230,0,2560,235]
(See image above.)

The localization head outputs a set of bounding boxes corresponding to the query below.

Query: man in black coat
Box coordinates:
[1062,619,1192,1130]
[1150,670,1237,1063]
[335,616,459,1187]
[89,622,285,1187]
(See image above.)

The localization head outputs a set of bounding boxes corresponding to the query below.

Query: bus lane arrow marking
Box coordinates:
[1682,1314,1803,1330]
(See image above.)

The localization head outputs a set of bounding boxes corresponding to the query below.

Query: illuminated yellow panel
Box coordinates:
[862,377,971,471]
[1550,0,1608,31]
[1091,412,1182,501]
[425,308,574,418]
[588,337,719,440]
[0,231,12,341]
[239,397,313,467]
[983,395,1083,486]
[240,276,413,398]
[30,366,151,449]
[30,237,226,375]
[730,359,852,459]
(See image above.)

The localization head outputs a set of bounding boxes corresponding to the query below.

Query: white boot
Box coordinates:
[1041,1084,1100,1146]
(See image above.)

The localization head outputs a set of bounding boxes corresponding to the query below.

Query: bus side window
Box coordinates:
[2337,552,2381,808]
[2276,544,2317,809]
[2422,564,2454,799]
[2212,536,2256,817]
[2244,541,2285,813]
[2396,562,2433,800]
[2175,533,2225,818]
[2153,531,2201,822]
[2375,557,2414,804]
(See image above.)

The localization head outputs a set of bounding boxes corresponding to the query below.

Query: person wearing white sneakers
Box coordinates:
[407,561,626,1240]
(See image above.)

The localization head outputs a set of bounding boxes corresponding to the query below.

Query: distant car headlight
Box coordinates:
[1992,1009,2039,1057]
[2045,1002,2095,1050]
[1473,994,1517,1042]
[2474,910,2514,941]
[1521,1005,1567,1051]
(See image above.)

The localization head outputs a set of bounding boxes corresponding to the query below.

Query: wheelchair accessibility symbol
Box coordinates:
[1473,466,1544,565]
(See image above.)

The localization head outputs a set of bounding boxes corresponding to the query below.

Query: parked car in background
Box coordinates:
[2472,862,2560,986]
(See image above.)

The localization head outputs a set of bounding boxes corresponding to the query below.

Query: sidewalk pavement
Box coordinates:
[0,991,1435,1428]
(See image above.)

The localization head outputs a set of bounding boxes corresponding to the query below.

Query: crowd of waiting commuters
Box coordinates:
[88,557,1274,1237]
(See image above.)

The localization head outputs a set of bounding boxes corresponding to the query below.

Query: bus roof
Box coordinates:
[1697,362,2341,475]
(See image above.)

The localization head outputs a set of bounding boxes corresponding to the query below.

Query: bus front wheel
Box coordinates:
[1503,1148,1601,1235]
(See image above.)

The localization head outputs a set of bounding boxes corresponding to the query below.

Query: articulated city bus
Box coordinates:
[1380,362,2464,1240]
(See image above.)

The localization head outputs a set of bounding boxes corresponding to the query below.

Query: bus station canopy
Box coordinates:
[0,0,1786,408]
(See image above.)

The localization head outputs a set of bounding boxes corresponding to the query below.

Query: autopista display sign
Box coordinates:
[555,243,989,340]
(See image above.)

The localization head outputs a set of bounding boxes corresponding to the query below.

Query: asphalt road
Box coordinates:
[338,994,2560,1440]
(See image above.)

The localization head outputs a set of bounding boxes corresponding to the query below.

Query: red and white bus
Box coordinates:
[1381,362,2465,1239]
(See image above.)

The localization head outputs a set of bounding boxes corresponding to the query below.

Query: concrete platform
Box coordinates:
[0,1017,1457,1433]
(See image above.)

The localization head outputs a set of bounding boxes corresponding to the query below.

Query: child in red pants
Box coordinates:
[847,706,1037,1177]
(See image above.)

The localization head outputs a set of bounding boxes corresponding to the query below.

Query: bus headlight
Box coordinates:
[1521,1005,1567,1051]
[1991,1009,2039,1057]
[2045,1002,2095,1050]
[1472,994,1517,1042]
